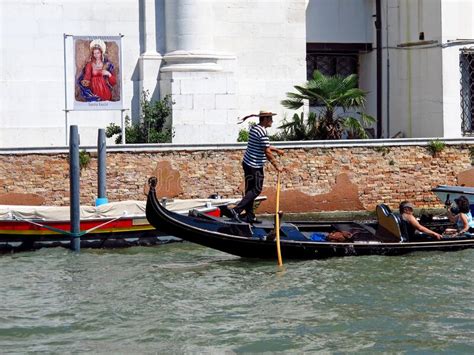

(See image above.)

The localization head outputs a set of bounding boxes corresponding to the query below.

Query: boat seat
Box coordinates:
[332,222,377,235]
[189,209,224,222]
[375,204,405,242]
[250,227,268,240]
[354,222,377,235]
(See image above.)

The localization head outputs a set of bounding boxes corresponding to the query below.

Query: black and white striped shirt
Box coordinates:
[243,124,270,168]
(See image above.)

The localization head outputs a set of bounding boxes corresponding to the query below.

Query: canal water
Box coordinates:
[1,243,473,353]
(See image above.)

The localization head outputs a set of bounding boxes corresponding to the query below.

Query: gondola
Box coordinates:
[146,177,474,259]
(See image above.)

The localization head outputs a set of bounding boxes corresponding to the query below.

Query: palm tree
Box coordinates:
[275,112,319,141]
[281,70,375,139]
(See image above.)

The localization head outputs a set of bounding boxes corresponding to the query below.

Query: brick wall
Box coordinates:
[1,142,473,213]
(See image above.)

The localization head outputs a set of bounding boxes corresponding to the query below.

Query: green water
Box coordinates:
[1,243,473,353]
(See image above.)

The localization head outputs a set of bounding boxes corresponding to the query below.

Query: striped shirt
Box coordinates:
[243,124,270,168]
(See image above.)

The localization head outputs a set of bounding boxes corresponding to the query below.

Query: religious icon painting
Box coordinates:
[73,36,123,110]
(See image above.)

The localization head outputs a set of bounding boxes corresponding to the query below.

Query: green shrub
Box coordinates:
[237,128,249,142]
[106,91,173,144]
[237,122,255,142]
[276,112,319,141]
[427,139,446,155]
[374,146,391,156]
[79,150,91,171]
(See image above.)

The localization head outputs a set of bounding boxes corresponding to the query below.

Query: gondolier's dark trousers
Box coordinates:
[234,162,264,218]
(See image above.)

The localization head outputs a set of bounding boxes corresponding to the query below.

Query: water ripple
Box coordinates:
[0,245,473,353]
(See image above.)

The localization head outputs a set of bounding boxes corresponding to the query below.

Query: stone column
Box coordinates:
[162,0,220,72]
[161,0,237,144]
[139,0,162,97]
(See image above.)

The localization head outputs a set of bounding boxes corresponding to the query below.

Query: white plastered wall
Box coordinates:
[306,0,373,43]
[441,0,474,138]
[0,0,142,147]
[212,0,307,138]
[385,0,444,138]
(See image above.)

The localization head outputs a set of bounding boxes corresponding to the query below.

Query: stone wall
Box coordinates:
[1,141,474,214]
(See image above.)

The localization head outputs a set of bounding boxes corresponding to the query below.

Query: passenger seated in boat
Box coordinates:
[399,201,442,240]
[445,195,474,236]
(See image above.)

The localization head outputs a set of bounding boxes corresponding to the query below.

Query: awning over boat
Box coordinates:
[0,198,244,222]
[0,201,146,221]
[432,185,474,205]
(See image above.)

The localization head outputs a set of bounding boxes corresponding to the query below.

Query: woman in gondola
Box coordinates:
[445,195,474,235]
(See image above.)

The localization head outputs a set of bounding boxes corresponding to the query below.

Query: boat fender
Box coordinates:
[95,197,109,206]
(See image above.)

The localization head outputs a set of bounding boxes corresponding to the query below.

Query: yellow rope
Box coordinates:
[275,172,283,266]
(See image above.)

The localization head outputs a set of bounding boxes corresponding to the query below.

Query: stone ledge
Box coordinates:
[2,137,474,155]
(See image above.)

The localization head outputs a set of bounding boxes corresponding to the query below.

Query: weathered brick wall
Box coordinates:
[1,144,473,213]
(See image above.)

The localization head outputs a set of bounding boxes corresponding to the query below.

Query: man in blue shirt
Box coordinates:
[230,111,284,223]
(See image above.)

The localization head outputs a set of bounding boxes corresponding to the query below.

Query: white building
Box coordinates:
[1,0,474,148]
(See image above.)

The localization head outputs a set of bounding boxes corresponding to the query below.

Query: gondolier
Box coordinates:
[230,110,284,223]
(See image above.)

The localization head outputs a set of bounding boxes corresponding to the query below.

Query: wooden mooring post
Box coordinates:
[69,125,80,252]
[96,128,108,206]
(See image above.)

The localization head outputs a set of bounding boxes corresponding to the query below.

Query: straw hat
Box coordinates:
[257,110,277,117]
[238,110,277,123]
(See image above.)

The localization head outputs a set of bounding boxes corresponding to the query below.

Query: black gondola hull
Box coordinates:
[146,178,474,259]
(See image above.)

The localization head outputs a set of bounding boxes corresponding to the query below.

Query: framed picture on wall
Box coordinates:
[73,36,123,110]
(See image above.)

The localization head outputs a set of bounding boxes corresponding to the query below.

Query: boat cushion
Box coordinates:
[310,232,328,241]
[280,224,309,241]
[251,227,268,240]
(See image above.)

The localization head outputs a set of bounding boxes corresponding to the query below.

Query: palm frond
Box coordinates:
[337,89,367,108]
[359,112,376,126]
[296,86,330,106]
[312,70,325,82]
[281,99,304,110]
[286,92,306,99]
[341,74,358,90]
[277,112,310,140]
[343,117,368,139]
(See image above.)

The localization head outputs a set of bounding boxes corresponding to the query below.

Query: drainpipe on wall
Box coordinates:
[375,0,383,138]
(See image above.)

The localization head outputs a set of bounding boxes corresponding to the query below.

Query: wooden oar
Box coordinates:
[275,172,283,266]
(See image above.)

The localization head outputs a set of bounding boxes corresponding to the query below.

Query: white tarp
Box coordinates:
[0,198,241,222]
